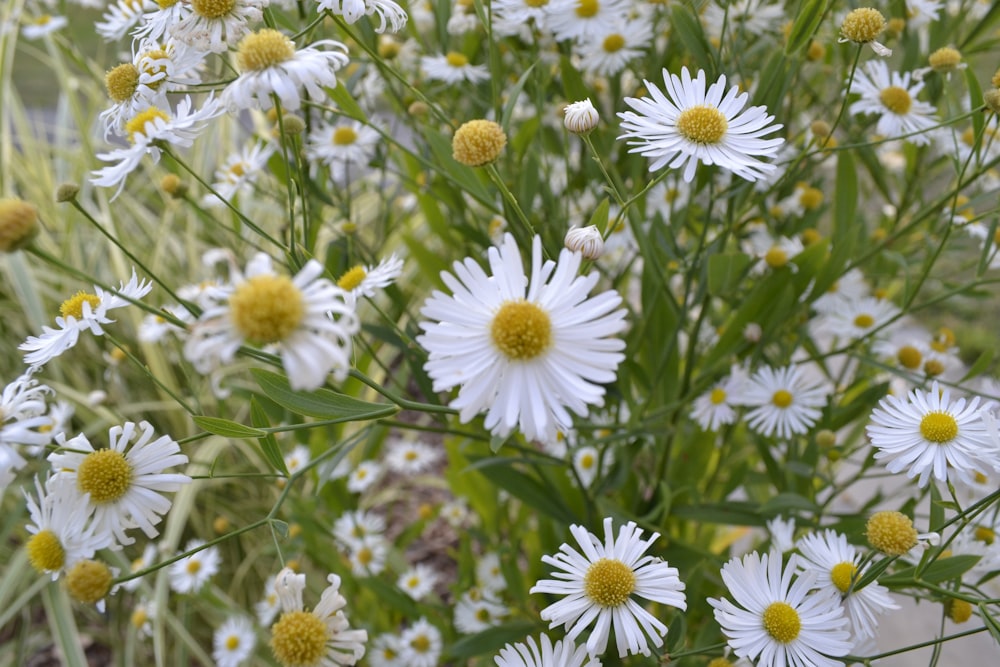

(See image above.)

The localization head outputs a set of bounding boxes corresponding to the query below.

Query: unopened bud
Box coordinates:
[985,89,1000,115]
[564,225,604,259]
[563,98,599,135]
[55,183,80,203]
[0,197,40,252]
[278,114,305,135]
[160,174,187,198]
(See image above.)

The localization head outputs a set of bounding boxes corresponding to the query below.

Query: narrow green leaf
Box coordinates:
[473,458,578,524]
[669,6,715,74]
[327,84,367,122]
[250,369,396,422]
[785,0,826,55]
[250,397,289,476]
[930,483,944,533]
[960,346,994,383]
[967,67,985,142]
[881,555,981,586]
[192,416,265,439]
[448,620,539,659]
[42,583,88,667]
[558,55,589,103]
[833,151,858,245]
[500,63,536,131]
[588,197,611,235]
[854,556,897,590]
[707,252,751,296]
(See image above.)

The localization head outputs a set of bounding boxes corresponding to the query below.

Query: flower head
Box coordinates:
[24,476,110,578]
[452,120,507,167]
[213,616,257,667]
[0,197,39,252]
[494,633,601,667]
[563,99,600,135]
[849,61,937,145]
[839,7,891,56]
[169,539,221,594]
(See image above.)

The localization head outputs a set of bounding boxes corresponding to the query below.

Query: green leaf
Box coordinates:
[558,55,589,103]
[250,398,289,476]
[501,63,536,131]
[853,556,897,591]
[881,555,981,586]
[930,483,944,533]
[327,84,367,122]
[192,416,266,439]
[785,0,827,55]
[672,501,769,526]
[588,197,611,235]
[447,621,539,659]
[472,458,579,524]
[833,150,858,247]
[967,67,985,145]
[961,346,994,383]
[707,252,751,296]
[250,369,397,422]
[670,5,715,74]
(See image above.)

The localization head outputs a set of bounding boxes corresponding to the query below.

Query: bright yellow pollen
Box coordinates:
[765,247,788,268]
[77,449,132,503]
[191,0,236,19]
[446,51,469,67]
[710,388,727,404]
[332,127,358,145]
[866,510,918,556]
[59,291,101,320]
[799,187,823,210]
[141,49,170,90]
[27,530,65,573]
[336,266,367,291]
[226,635,241,650]
[65,560,113,605]
[924,359,945,376]
[125,107,170,142]
[105,63,140,103]
[237,29,296,72]
[157,0,179,7]
[897,345,922,369]
[229,274,304,344]
[491,300,552,360]
[920,411,958,443]
[772,390,793,408]
[602,34,625,53]
[974,526,995,545]
[583,558,636,607]
[525,0,548,6]
[762,601,801,643]
[270,610,330,667]
[854,313,875,329]
[929,47,962,72]
[830,561,857,594]
[357,547,373,565]
[411,635,431,652]
[579,453,595,469]
[676,105,729,144]
[576,0,599,18]
[404,450,418,461]
[879,86,912,115]
[841,7,887,43]
[452,119,507,167]
[131,608,148,629]
[945,598,973,623]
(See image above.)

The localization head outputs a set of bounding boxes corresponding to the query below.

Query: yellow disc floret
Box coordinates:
[710,388,727,405]
[772,390,793,408]
[65,559,113,605]
[229,274,305,344]
[928,47,962,72]
[765,247,788,268]
[830,561,857,594]
[337,266,367,291]
[866,510,918,555]
[974,526,995,545]
[762,601,801,643]
[191,0,236,19]
[332,127,358,145]
[452,120,507,167]
[491,300,552,360]
[237,29,296,72]
[841,7,887,44]
[576,0,599,17]
[583,558,636,607]
[919,411,958,443]
[853,313,875,329]
[60,291,101,320]
[410,634,431,652]
[445,51,469,68]
[676,105,729,145]
[945,598,973,623]
[105,63,140,103]
[798,186,824,210]
[0,198,39,252]
[270,610,330,666]
[879,86,912,115]
[27,529,66,573]
[126,107,170,142]
[602,34,625,53]
[77,449,132,503]
[897,345,922,369]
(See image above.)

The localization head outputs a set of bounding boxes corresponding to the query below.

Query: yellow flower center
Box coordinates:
[337,265,366,291]
[105,63,140,103]
[411,635,431,652]
[186,560,202,575]
[225,634,242,650]
[191,0,236,19]
[830,561,857,594]
[141,49,170,91]
[866,510,917,556]
[974,526,995,545]
[27,529,65,573]
[65,560,113,605]
[77,449,132,503]
[131,608,148,628]
[126,107,170,142]
[404,450,418,461]
[237,29,296,72]
[945,598,973,623]
[919,411,958,443]
[229,274,305,344]
[897,345,922,369]
[579,452,595,469]
[0,197,39,252]
[583,558,636,607]
[841,8,887,43]
[929,47,962,71]
[853,313,875,329]
[475,607,491,622]
[59,291,101,320]
[676,105,729,144]
[576,0,599,18]
[332,127,358,146]
[765,247,788,268]
[229,162,247,178]
[710,388,727,404]
[879,86,912,115]
[772,390,793,408]
[491,300,552,360]
[357,547,373,565]
[924,359,945,376]
[157,0,179,7]
[798,187,823,210]
[762,601,801,643]
[446,51,469,67]
[603,34,625,53]
[452,119,507,167]
[270,610,330,667]
[525,0,548,6]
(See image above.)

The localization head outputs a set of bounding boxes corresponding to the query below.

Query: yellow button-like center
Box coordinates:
[841,7,886,43]
[411,635,431,652]
[762,601,801,643]
[446,51,469,67]
[578,452,595,469]
[676,105,729,145]
[525,0,548,6]
[491,300,552,360]
[765,247,788,268]
[333,127,358,146]
[105,63,140,103]
[772,390,793,408]
[270,610,330,666]
[229,274,305,344]
[77,449,132,503]
[337,266,366,292]
[830,561,857,594]
[27,529,66,573]
[919,411,958,443]
[974,526,995,545]
[187,560,202,575]
[897,345,922,369]
[60,291,101,320]
[191,0,237,19]
[866,510,917,556]
[799,187,823,210]
[853,313,875,329]
[924,359,945,377]
[710,388,727,404]
[603,34,625,53]
[879,86,912,115]
[66,560,113,605]
[131,608,148,628]
[576,0,599,18]
[583,557,636,607]
[225,635,241,650]
[237,29,296,72]
[126,107,170,142]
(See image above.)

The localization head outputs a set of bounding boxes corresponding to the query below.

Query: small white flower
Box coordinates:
[384,438,440,475]
[398,618,441,667]
[96,0,156,41]
[691,368,748,431]
[421,52,490,84]
[255,575,281,626]
[476,552,507,593]
[347,459,383,493]
[317,0,408,33]
[494,633,601,667]
[545,0,630,42]
[398,563,439,600]
[22,14,67,39]
[453,589,508,634]
[168,0,266,53]
[740,365,829,439]
[213,616,256,667]
[563,99,600,135]
[24,476,109,578]
[576,20,652,77]
[203,142,275,207]
[347,535,389,576]
[169,539,221,594]
[306,119,381,183]
[122,543,158,592]
[333,509,386,548]
[766,516,796,554]
[849,61,938,146]
[284,445,311,475]
[334,254,404,304]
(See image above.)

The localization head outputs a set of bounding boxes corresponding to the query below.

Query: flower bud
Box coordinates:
[564,225,604,259]
[563,98,599,135]
[452,120,507,167]
[55,183,80,203]
[0,198,40,252]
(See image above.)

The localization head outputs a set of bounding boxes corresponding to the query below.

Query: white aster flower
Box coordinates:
[740,364,829,439]
[256,575,281,626]
[530,516,687,657]
[767,516,797,553]
[709,551,853,667]
[122,542,158,592]
[133,0,193,42]
[576,20,652,77]
[906,0,942,28]
[347,534,388,576]
[130,598,156,636]
[421,52,490,84]
[492,0,550,32]
[333,509,386,547]
[22,14,67,39]
[47,421,190,548]
[702,0,785,39]
[19,270,153,368]
[317,0,408,33]
[618,67,784,183]
[691,368,747,431]
[418,234,627,442]
[284,445,311,475]
[384,438,440,475]
[398,618,441,667]
[796,529,899,643]
[222,29,349,112]
[24,476,109,578]
[96,0,157,41]
[168,0,266,53]
[306,119,381,184]
[494,634,601,667]
[369,633,404,667]
[397,563,439,600]
[269,568,368,666]
[204,141,274,206]
[476,551,507,592]
[820,295,901,343]
[454,589,508,634]
[545,0,630,43]
[571,444,612,487]
[866,381,999,487]
[346,459,383,493]
[183,253,360,391]
[334,254,404,303]
[213,615,256,667]
[169,539,221,594]
[849,61,938,146]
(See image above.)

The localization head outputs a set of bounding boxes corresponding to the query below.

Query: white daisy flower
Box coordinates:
[417,234,627,442]
[440,496,473,528]
[333,509,386,547]
[709,551,853,667]
[91,96,223,198]
[306,119,381,184]
[22,14,67,39]
[384,438,440,475]
[740,365,829,439]
[347,534,389,576]
[269,568,368,666]
[130,598,156,636]
[317,0,408,33]
[334,254,403,304]
[492,0,550,33]
[222,29,349,112]
[47,420,191,549]
[476,552,507,592]
[796,529,899,643]
[121,543,158,592]
[133,0,192,42]
[0,373,54,484]
[397,563,439,600]
[168,0,266,53]
[494,634,601,667]
[19,270,154,368]
[183,253,360,391]
[420,52,490,84]
[849,61,938,146]
[203,141,274,206]
[906,0,942,28]
[576,20,652,77]
[96,0,157,41]
[398,618,441,667]
[169,539,221,594]
[866,381,999,487]
[213,616,256,667]
[255,575,281,626]
[545,0,630,43]
[284,445,311,475]
[346,459,383,493]
[618,67,784,183]
[702,0,785,40]
[24,476,109,578]
[369,633,405,667]
[454,589,509,634]
[820,295,901,343]
[529,516,687,657]
[571,444,611,487]
[691,368,747,431]
[767,516,797,553]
